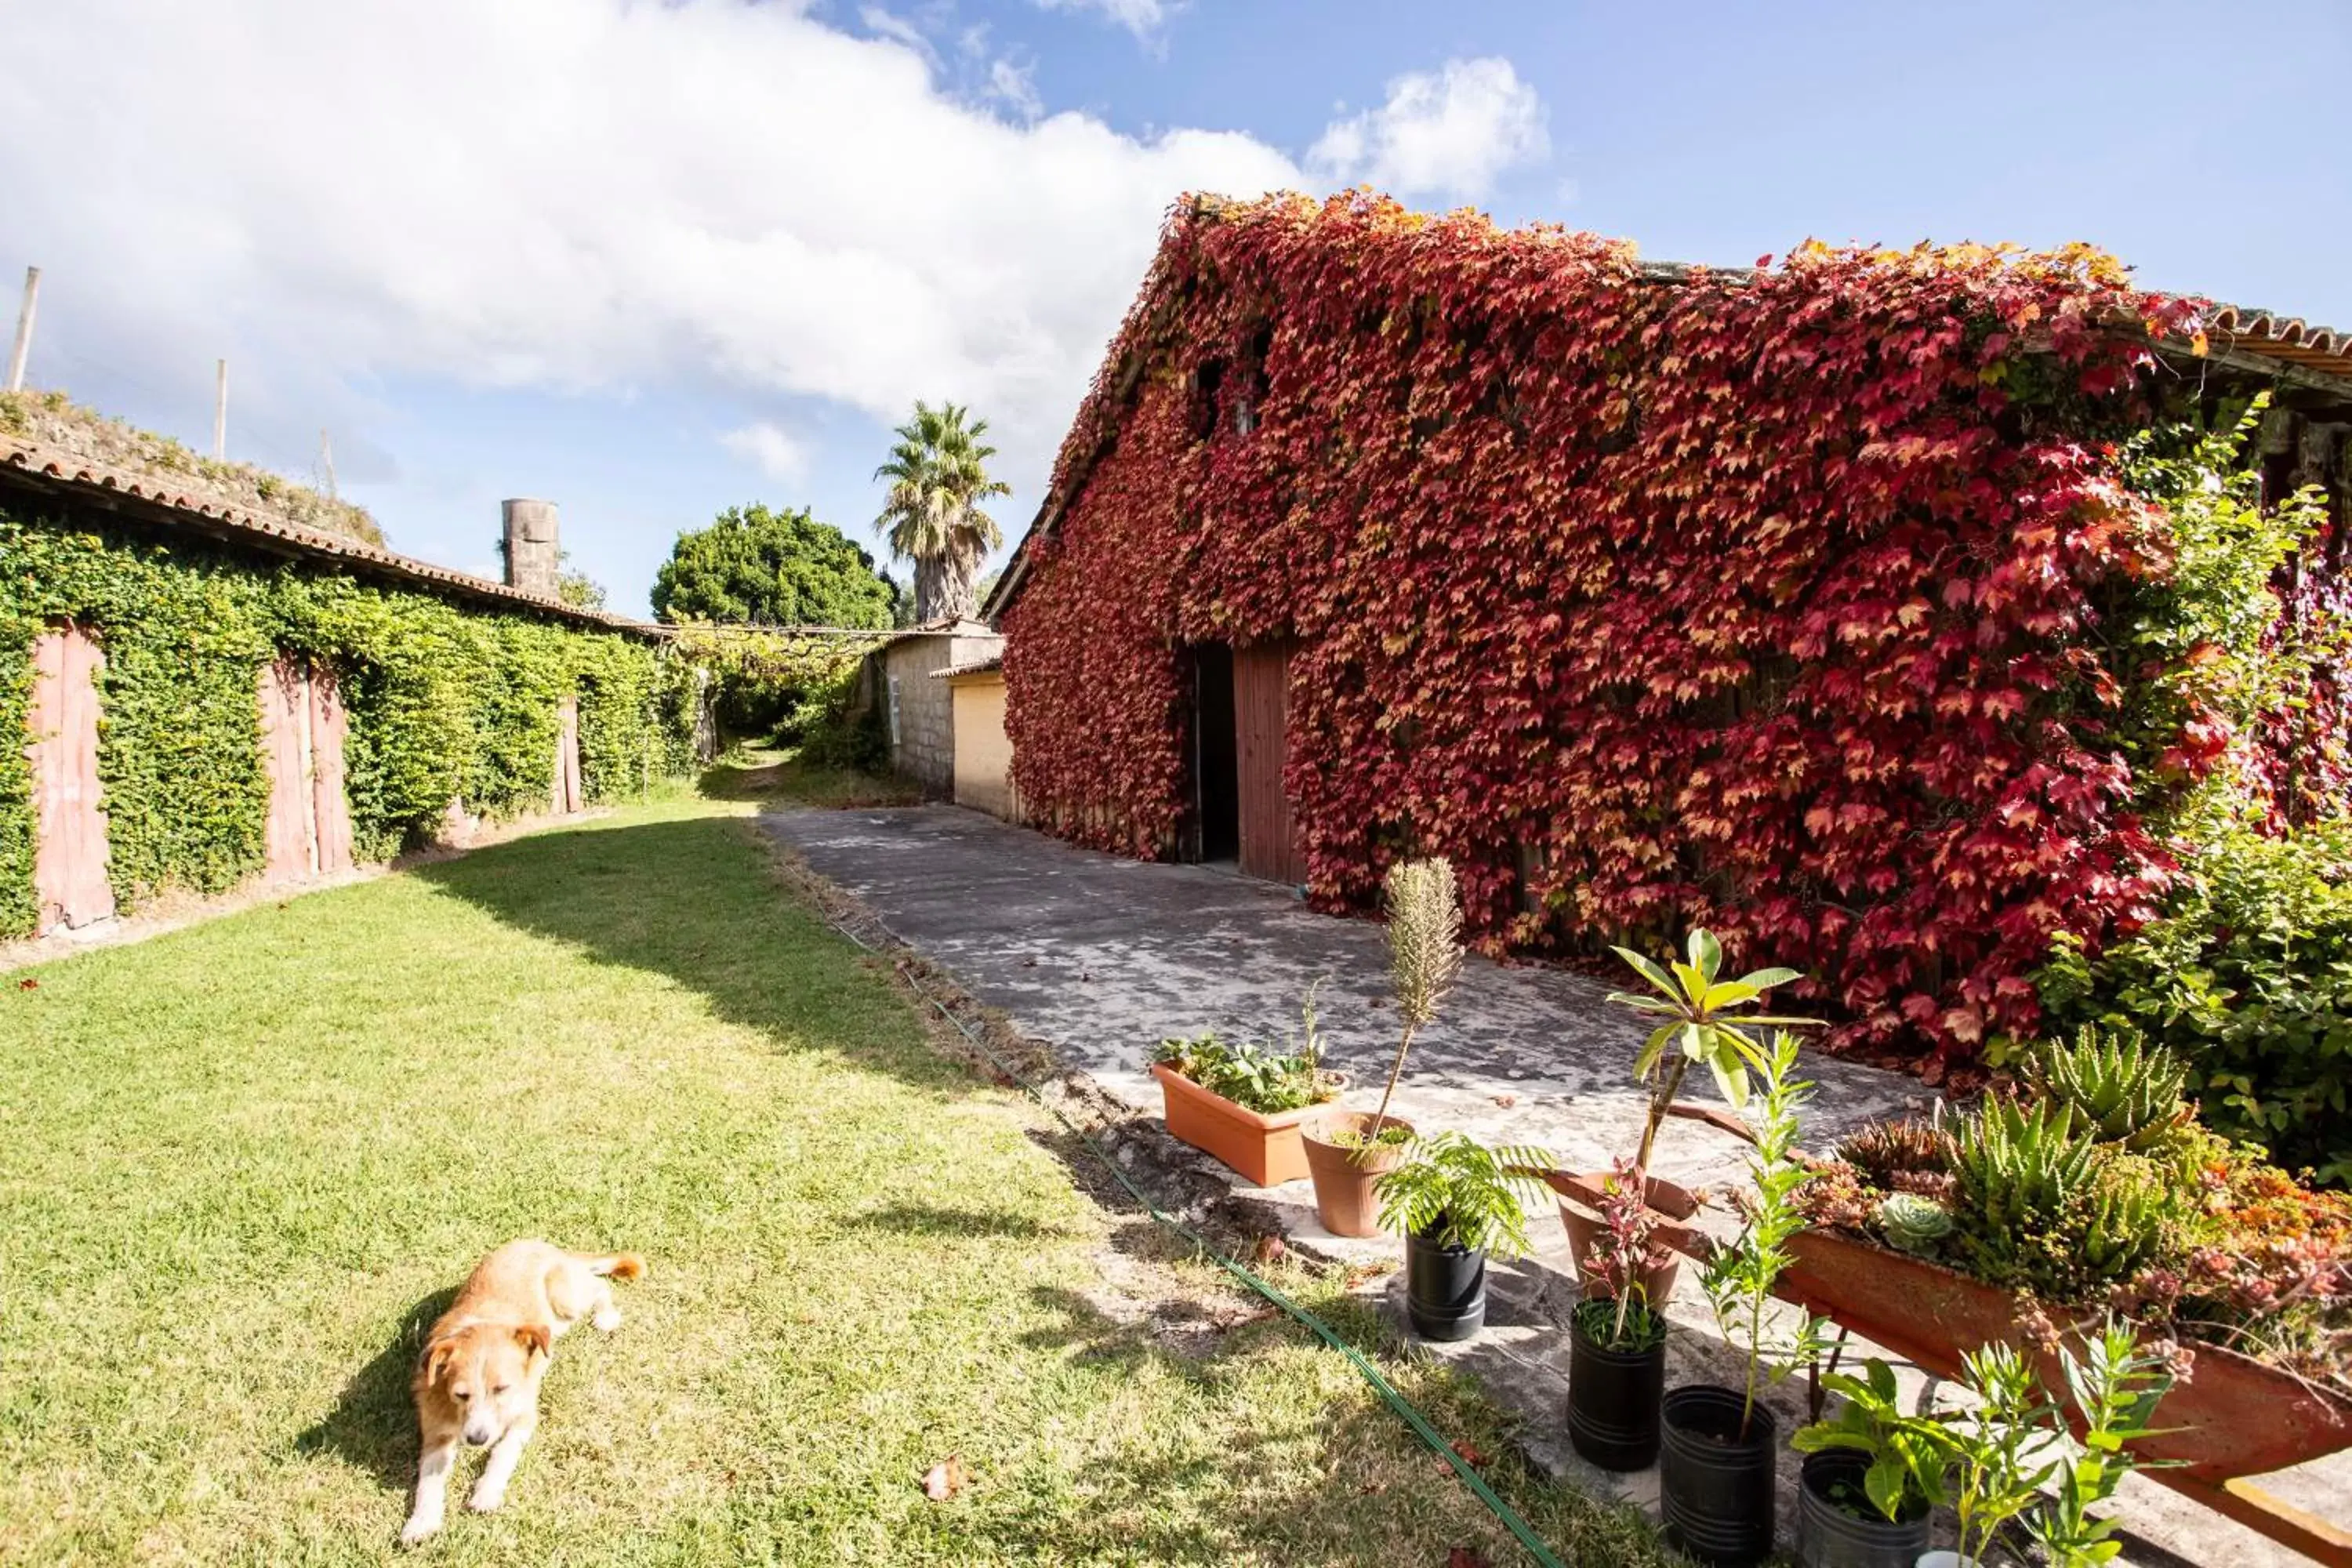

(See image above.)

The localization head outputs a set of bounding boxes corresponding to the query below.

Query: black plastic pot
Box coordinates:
[1404,1226,1486,1341]
[1795,1450,1930,1568]
[1566,1315,1664,1471]
[1659,1384,1779,1567]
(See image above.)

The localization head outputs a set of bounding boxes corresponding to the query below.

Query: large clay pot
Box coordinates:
[1299,1109,1415,1237]
[1151,1062,1323,1187]
[1550,1170,1700,1305]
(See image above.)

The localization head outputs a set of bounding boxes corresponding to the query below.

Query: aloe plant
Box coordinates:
[2034,1025,2189,1152]
[1606,928,1815,1170]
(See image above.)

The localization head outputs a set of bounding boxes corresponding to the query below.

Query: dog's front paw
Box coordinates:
[467,1485,506,1515]
[591,1305,622,1332]
[398,1513,441,1547]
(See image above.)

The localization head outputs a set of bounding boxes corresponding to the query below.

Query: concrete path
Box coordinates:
[762,804,2340,1568]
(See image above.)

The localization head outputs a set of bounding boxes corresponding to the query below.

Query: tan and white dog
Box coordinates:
[401,1240,644,1547]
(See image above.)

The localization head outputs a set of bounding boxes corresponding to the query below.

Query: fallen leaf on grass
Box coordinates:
[1449,1441,1490,1469]
[16,978,37,991]
[920,1454,967,1501]
[1252,1234,1287,1266]
[1446,1548,1490,1567]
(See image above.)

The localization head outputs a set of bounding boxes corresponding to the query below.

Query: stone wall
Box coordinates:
[884,629,1000,793]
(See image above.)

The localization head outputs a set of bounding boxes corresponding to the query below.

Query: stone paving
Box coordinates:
[762,803,2343,1568]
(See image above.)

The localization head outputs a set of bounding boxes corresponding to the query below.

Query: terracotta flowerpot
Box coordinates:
[1551,1170,1700,1305]
[1151,1062,1323,1187]
[1299,1109,1416,1236]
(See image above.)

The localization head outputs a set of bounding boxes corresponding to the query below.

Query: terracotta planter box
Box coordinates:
[1779,1228,2352,1487]
[1151,1062,1321,1187]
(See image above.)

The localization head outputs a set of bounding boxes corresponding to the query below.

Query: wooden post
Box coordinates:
[319,429,336,497]
[5,266,38,394]
[212,358,228,460]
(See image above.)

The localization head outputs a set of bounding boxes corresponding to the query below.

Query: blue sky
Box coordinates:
[4,0,2347,617]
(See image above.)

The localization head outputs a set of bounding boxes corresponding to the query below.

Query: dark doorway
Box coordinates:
[1192,644,1240,862]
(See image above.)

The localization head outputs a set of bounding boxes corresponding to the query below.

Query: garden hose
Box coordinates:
[815,902,1573,1568]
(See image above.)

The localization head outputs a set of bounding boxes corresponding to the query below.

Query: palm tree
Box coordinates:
[873,401,1011,622]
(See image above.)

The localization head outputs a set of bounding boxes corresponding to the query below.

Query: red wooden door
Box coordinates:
[553,695,583,815]
[1233,644,1307,885]
[260,659,354,879]
[27,623,115,932]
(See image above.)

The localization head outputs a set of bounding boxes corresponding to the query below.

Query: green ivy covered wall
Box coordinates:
[0,506,696,936]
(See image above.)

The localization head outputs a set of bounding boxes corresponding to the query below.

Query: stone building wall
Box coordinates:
[882,626,1000,794]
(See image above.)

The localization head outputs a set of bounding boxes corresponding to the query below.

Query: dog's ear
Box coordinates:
[422,1337,458,1386]
[514,1324,552,1361]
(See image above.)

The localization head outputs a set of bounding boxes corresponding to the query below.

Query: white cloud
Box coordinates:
[0,0,1299,513]
[721,423,811,484]
[1308,57,1549,201]
[1033,0,1176,39]
[989,57,1045,122]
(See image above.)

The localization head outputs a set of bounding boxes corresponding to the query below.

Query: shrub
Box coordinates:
[2038,822,2352,1185]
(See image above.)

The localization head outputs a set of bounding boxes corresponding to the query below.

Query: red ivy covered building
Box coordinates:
[985,193,2352,1067]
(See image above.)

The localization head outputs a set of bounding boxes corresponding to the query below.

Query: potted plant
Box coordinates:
[2024,1319,2176,1566]
[1662,1029,1831,1568]
[1373,1131,1552,1342]
[1150,1029,1341,1186]
[1916,1342,2049,1568]
[1566,1156,1671,1470]
[1554,929,1813,1303]
[1303,858,1461,1235]
[1791,1359,1946,1568]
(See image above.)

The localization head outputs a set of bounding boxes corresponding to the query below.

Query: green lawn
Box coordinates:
[0,789,1669,1566]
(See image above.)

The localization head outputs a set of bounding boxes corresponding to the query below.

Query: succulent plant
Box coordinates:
[2078,1159,2174,1284]
[2033,1025,2189,1152]
[1952,1096,2099,1243]
[1835,1118,1956,1187]
[1876,1192,1954,1255]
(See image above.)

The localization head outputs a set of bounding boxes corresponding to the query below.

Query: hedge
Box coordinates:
[0,506,696,935]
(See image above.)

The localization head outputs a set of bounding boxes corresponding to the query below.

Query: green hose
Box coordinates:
[822,907,1573,1568]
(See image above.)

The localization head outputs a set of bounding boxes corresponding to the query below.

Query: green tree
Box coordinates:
[651,504,895,628]
[556,551,608,612]
[873,401,1010,622]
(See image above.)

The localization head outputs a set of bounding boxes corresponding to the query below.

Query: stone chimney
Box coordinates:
[500,499,561,597]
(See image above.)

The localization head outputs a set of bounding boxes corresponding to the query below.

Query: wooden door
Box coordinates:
[552,695,583,815]
[259,660,311,878]
[1233,644,1307,885]
[309,669,354,873]
[260,658,354,879]
[27,623,114,932]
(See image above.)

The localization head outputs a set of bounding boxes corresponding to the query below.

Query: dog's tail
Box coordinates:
[584,1252,646,1281]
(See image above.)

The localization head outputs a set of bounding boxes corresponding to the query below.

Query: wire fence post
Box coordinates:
[5,266,38,394]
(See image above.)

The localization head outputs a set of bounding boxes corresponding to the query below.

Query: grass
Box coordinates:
[0,781,1672,1566]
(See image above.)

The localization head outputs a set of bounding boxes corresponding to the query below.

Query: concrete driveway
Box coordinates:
[761,804,1922,1201]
